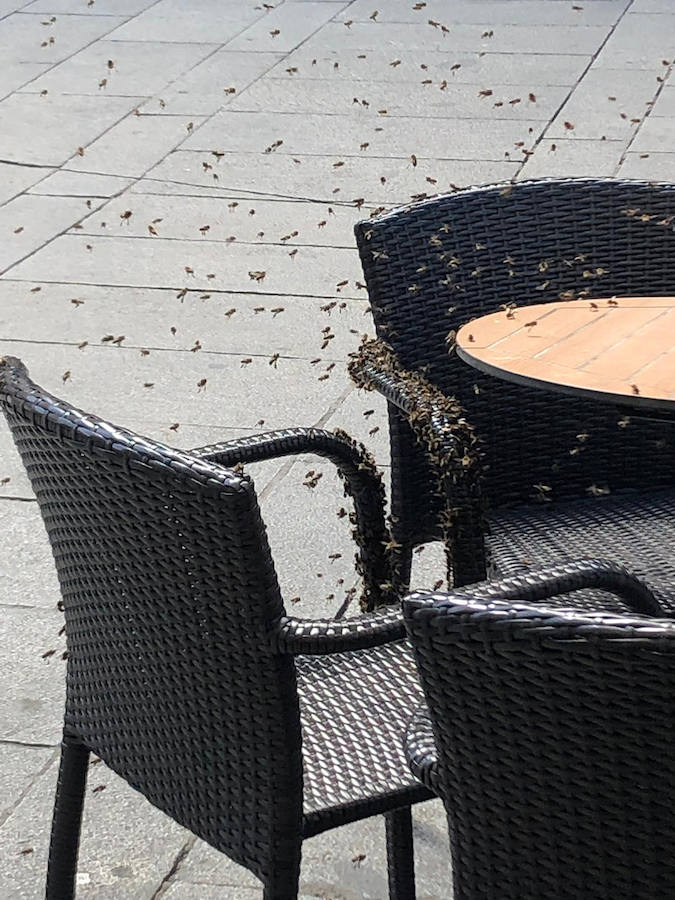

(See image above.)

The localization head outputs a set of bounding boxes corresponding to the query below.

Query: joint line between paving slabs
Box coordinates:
[150,835,198,899]
[615,59,675,172]
[513,0,636,180]
[0,278,365,302]
[0,197,110,277]
[0,2,166,106]
[256,383,354,504]
[0,746,60,830]
[0,3,279,253]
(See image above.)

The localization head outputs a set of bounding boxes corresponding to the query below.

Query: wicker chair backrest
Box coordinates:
[356,178,675,509]
[405,591,675,900]
[0,358,303,884]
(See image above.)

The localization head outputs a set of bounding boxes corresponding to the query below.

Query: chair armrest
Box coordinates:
[404,705,440,794]
[190,427,392,612]
[405,558,664,618]
[348,337,487,586]
[273,605,406,655]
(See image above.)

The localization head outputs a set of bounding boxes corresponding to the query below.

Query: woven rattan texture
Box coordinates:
[404,561,675,900]
[296,641,427,834]
[0,359,303,885]
[489,486,675,613]
[355,178,675,547]
[402,707,439,794]
[0,357,436,897]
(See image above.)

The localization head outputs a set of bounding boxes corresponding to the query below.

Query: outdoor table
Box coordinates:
[456,296,675,421]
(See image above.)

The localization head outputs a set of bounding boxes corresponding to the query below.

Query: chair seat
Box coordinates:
[296,639,430,836]
[488,487,675,614]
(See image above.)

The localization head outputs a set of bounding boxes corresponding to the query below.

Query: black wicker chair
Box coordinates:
[349,178,675,610]
[403,558,675,900]
[0,356,433,900]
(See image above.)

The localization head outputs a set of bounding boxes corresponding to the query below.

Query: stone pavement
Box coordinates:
[0,0,673,896]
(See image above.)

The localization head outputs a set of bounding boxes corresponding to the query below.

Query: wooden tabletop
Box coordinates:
[456,297,675,414]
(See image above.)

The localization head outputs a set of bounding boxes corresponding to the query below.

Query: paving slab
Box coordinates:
[225,2,351,54]
[629,115,675,153]
[0,424,34,497]
[0,93,139,167]
[546,68,661,141]
[649,85,675,117]
[0,194,95,274]
[0,161,53,206]
[336,0,628,27]
[300,21,609,55]
[629,0,675,11]
[0,61,50,100]
[0,341,351,432]
[140,49,283,117]
[0,12,127,65]
[592,13,675,69]
[20,39,219,98]
[228,77,569,122]
[518,138,626,179]
[105,0,264,44]
[268,47,592,86]
[28,170,134,197]
[0,280,371,359]
[24,0,159,14]
[0,500,61,607]
[0,745,56,829]
[183,110,541,160]
[0,605,65,744]
[5,231,365,297]
[0,760,192,899]
[323,385,390,469]
[257,461,368,617]
[617,150,675,180]
[65,113,206,179]
[76,194,374,247]
[0,1,33,17]
[133,151,519,205]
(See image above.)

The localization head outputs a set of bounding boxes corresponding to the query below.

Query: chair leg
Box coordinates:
[46,736,90,900]
[385,806,416,900]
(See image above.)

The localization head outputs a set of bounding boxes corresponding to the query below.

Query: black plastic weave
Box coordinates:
[0,357,431,899]
[404,559,675,900]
